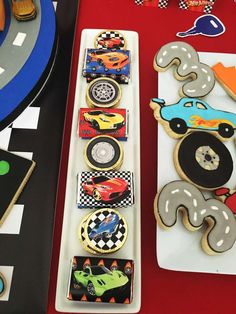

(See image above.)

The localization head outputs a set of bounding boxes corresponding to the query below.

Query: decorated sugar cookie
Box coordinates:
[154,180,236,255]
[174,132,233,190]
[78,213,99,255]
[153,41,215,98]
[150,97,236,140]
[0,149,35,225]
[212,63,236,101]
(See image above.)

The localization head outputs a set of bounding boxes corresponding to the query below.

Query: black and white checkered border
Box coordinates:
[158,0,169,8]
[204,0,216,13]
[77,171,134,209]
[95,31,126,49]
[134,0,144,5]
[179,0,188,9]
[86,210,127,251]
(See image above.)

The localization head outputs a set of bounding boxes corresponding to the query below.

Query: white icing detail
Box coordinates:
[201,68,208,74]
[201,209,207,215]
[165,200,169,213]
[171,189,179,194]
[217,239,224,247]
[193,199,197,207]
[181,47,187,52]
[202,84,206,89]
[207,76,211,82]
[187,53,191,59]
[171,45,178,49]
[210,20,218,28]
[222,211,229,220]
[159,58,163,64]
[191,65,198,69]
[211,206,219,210]
[163,50,167,56]
[193,212,197,221]
[225,226,230,234]
[184,189,192,197]
[183,64,188,71]
[186,89,196,93]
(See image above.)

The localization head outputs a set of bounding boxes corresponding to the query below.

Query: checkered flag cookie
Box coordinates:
[86,210,127,252]
[95,31,126,49]
[158,0,169,8]
[77,171,134,209]
[134,0,144,5]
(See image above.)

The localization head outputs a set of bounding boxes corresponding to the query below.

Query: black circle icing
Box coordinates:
[86,136,122,169]
[176,131,233,189]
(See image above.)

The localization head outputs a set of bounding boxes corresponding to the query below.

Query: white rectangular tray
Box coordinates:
[157,52,236,274]
[56,29,141,313]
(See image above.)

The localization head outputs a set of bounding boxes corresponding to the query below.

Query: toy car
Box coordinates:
[0,0,5,31]
[73,265,129,296]
[82,175,129,202]
[88,51,129,71]
[89,213,120,240]
[98,37,122,49]
[83,110,125,131]
[11,0,37,21]
[151,97,236,139]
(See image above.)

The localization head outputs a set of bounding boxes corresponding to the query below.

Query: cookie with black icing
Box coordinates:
[0,149,35,225]
[174,131,233,190]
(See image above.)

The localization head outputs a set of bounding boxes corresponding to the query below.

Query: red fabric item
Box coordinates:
[48,1,236,313]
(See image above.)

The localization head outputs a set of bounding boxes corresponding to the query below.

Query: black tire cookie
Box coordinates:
[84,135,124,171]
[86,77,121,108]
[174,131,233,190]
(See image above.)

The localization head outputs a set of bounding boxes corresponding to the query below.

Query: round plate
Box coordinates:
[0,0,56,131]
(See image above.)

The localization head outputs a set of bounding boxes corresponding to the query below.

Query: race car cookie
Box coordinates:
[150,97,236,140]
[154,180,236,255]
[174,131,233,190]
[77,171,134,208]
[212,63,236,101]
[153,41,215,98]
[68,256,134,304]
[94,30,127,50]
[84,209,128,254]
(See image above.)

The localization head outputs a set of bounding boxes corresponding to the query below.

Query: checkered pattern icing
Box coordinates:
[77,171,134,208]
[134,0,144,5]
[95,31,126,49]
[158,0,169,8]
[86,210,127,252]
